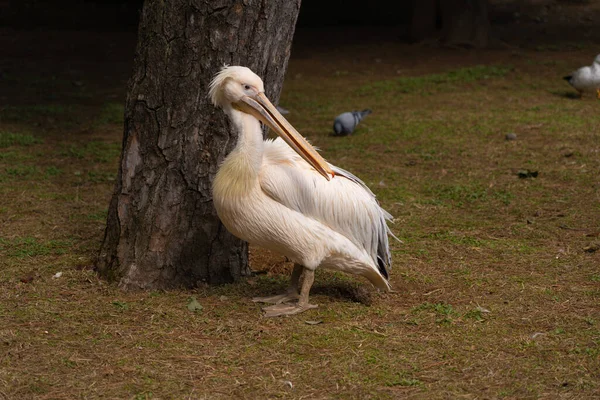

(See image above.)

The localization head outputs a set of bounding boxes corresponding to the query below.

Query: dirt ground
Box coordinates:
[1,1,599,399]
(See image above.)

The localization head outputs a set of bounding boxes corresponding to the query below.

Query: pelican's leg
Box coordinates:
[297,269,319,311]
[262,268,318,317]
[596,88,600,99]
[252,264,302,304]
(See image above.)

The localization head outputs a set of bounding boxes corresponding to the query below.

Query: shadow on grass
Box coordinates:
[549,90,583,99]
[247,274,373,305]
[312,282,373,305]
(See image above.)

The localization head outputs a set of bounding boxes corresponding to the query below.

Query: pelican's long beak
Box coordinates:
[235,92,333,181]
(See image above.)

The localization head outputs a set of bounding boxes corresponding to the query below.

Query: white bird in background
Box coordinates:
[209,66,396,317]
[563,54,600,99]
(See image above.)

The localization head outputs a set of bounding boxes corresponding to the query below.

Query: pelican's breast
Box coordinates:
[213,153,261,238]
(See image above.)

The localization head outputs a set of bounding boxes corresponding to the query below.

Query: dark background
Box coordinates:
[1,0,599,109]
[0,0,414,30]
[1,1,598,46]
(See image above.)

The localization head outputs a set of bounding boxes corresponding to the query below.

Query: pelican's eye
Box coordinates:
[243,84,251,91]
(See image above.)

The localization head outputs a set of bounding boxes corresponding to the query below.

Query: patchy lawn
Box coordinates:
[1,18,600,400]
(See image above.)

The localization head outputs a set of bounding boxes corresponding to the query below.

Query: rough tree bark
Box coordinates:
[96,0,301,290]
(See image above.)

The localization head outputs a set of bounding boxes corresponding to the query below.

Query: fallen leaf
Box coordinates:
[187,297,203,312]
[52,272,63,279]
[20,275,34,284]
[304,320,323,325]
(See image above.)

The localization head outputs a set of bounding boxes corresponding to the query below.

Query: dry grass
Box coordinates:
[1,18,600,400]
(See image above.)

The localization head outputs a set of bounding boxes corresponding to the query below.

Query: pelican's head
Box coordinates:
[209,66,333,181]
[209,66,265,108]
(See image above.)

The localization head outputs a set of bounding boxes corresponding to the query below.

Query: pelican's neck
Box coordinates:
[214,107,264,197]
[226,106,264,174]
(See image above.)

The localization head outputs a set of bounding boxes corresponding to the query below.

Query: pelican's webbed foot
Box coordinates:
[259,266,318,317]
[252,291,299,305]
[252,263,303,305]
[262,302,318,317]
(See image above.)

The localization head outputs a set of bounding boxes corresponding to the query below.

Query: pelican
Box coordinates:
[209,66,395,317]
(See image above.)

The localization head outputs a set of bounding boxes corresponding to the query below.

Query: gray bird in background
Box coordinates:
[333,109,372,136]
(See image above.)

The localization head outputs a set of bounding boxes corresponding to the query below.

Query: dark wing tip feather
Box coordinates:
[563,75,572,81]
[377,256,389,279]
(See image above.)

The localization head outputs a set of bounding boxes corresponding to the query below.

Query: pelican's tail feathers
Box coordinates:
[363,266,392,291]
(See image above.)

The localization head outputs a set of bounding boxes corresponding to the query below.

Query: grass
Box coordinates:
[60,140,122,163]
[0,104,76,126]
[358,65,513,96]
[0,237,72,257]
[94,102,124,126]
[1,28,600,399]
[0,131,42,147]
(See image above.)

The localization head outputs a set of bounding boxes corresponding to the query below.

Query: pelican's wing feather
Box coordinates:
[260,138,395,278]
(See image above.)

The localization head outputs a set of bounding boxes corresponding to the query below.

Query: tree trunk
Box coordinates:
[439,0,489,48]
[96,0,301,290]
[410,0,438,42]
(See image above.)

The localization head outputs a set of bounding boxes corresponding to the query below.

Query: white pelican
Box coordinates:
[563,54,600,99]
[209,66,395,317]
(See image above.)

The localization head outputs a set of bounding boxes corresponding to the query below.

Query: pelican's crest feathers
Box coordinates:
[209,65,264,108]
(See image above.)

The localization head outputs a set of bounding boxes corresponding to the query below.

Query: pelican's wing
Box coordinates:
[260,138,395,278]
